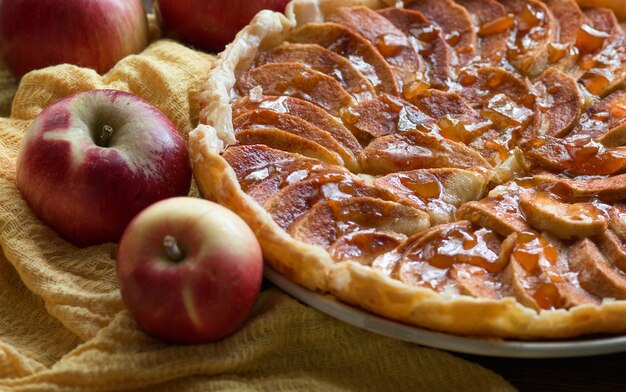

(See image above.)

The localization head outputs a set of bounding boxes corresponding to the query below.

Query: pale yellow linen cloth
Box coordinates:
[0,38,515,391]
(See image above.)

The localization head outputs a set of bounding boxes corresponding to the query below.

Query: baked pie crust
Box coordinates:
[189,0,626,339]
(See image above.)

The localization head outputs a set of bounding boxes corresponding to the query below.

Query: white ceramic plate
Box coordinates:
[265,266,626,358]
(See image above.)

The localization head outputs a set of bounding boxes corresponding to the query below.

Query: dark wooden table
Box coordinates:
[460,351,626,391]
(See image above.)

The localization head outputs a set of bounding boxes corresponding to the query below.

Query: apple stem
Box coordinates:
[97,125,114,147]
[163,235,184,262]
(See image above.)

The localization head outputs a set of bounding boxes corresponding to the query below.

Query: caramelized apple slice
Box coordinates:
[222,145,346,205]
[411,89,492,144]
[569,239,626,299]
[450,264,504,299]
[500,0,557,77]
[519,192,609,239]
[235,128,345,167]
[377,7,454,89]
[329,6,424,95]
[533,67,582,137]
[405,0,477,65]
[533,172,626,202]
[523,136,626,175]
[544,0,586,72]
[584,7,622,36]
[235,62,355,116]
[374,168,489,224]
[608,205,626,239]
[596,229,626,274]
[290,22,399,95]
[256,43,376,102]
[329,231,407,266]
[361,129,491,175]
[456,0,511,65]
[263,173,396,231]
[455,66,540,144]
[571,90,626,146]
[231,96,363,158]
[289,196,429,249]
[577,35,626,98]
[503,231,599,310]
[393,221,505,296]
[342,94,435,141]
[457,182,532,237]
[233,110,360,171]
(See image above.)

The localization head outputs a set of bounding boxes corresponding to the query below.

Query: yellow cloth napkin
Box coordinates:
[0,38,515,391]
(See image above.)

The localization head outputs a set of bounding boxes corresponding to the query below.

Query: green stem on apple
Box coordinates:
[163,235,185,262]
[97,124,114,147]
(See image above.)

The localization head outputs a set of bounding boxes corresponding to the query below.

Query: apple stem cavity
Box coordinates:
[97,124,114,147]
[163,235,185,262]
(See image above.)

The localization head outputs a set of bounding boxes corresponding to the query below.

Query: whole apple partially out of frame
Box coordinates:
[16,89,192,247]
[0,0,149,78]
[117,197,264,344]
[154,0,291,53]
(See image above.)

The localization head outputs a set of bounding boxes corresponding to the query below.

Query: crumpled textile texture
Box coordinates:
[0,37,514,392]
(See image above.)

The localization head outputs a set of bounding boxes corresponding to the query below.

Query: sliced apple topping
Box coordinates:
[411,89,492,144]
[533,172,626,202]
[288,196,429,251]
[596,229,626,274]
[456,0,511,65]
[533,67,582,137]
[500,0,557,77]
[518,191,609,239]
[262,173,397,231]
[235,128,346,168]
[342,94,435,141]
[544,0,586,71]
[503,231,599,310]
[329,231,407,266]
[377,7,454,89]
[569,238,626,300]
[405,0,477,66]
[222,145,347,205]
[256,43,376,102]
[289,22,399,96]
[584,7,622,37]
[231,96,363,158]
[233,110,360,172]
[361,129,491,175]
[454,66,540,144]
[577,35,626,98]
[373,168,489,224]
[570,90,626,146]
[236,62,355,116]
[392,221,505,296]
[523,135,626,175]
[329,6,424,95]
[457,182,532,236]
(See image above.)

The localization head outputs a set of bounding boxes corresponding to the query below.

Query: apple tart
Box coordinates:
[189,0,626,339]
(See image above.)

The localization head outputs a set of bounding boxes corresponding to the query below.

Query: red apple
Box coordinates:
[154,0,291,53]
[16,89,191,247]
[0,0,149,78]
[116,197,263,344]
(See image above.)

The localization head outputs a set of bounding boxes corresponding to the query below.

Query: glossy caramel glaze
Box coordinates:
[222,1,626,318]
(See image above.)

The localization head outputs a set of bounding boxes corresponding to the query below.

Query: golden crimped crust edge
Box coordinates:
[191,0,626,339]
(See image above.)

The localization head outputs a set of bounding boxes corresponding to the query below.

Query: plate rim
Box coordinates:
[264,266,626,358]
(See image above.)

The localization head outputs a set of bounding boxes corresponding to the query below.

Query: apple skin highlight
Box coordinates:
[16,89,192,247]
[117,197,264,344]
[0,0,148,78]
[154,0,290,53]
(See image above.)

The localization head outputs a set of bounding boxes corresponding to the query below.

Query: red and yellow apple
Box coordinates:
[16,89,192,247]
[0,0,149,78]
[116,197,263,344]
[154,0,291,53]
